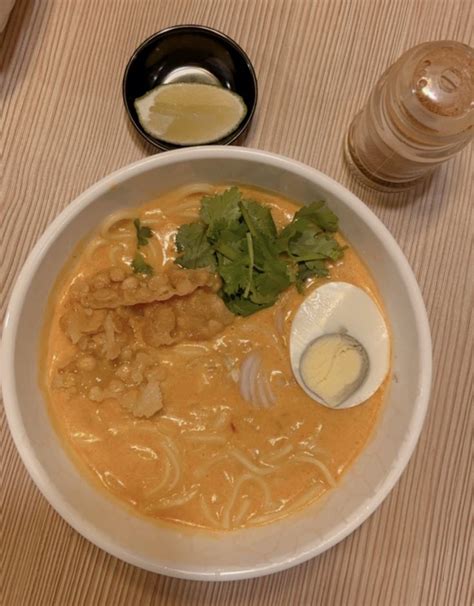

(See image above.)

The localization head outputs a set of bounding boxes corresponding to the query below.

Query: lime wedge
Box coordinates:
[134,83,247,145]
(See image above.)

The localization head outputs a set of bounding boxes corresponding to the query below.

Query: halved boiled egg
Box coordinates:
[290,282,390,409]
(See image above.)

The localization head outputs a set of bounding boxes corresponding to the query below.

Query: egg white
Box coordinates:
[290,282,390,408]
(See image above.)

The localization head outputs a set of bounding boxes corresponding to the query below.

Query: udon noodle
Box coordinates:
[41,184,388,530]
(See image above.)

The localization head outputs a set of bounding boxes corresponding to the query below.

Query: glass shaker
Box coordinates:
[345,41,473,191]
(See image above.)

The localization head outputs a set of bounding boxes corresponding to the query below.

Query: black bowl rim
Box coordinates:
[122,24,258,151]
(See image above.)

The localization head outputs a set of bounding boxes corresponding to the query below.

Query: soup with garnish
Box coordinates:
[41,185,390,530]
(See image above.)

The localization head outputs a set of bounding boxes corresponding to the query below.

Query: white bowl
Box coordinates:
[2,147,431,580]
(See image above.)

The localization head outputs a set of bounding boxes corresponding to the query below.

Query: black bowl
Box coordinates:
[122,25,258,151]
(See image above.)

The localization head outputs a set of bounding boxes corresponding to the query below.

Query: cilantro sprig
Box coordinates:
[131,218,154,275]
[131,252,153,275]
[175,187,344,315]
[134,218,153,247]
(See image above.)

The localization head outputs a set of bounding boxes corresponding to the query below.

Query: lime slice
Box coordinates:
[134,83,248,145]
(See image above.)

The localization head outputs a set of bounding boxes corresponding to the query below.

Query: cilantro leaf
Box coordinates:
[250,265,290,305]
[277,217,320,252]
[175,222,216,269]
[217,253,250,295]
[287,229,343,262]
[213,223,248,261]
[240,199,277,239]
[304,259,330,276]
[130,219,154,273]
[223,295,270,317]
[173,187,344,316]
[294,261,327,293]
[134,218,153,247]
[294,201,339,232]
[200,187,242,241]
[131,252,153,275]
[295,264,313,293]
[251,232,280,270]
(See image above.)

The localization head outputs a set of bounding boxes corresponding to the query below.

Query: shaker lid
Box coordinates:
[410,41,473,131]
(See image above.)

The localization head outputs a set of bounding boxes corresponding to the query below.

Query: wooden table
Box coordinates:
[1,1,472,604]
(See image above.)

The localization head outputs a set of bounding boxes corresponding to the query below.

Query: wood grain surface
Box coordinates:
[1,1,472,604]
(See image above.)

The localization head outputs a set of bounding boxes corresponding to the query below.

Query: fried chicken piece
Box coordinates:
[140,289,234,347]
[77,266,220,309]
[60,303,106,344]
[57,265,234,419]
[121,380,163,418]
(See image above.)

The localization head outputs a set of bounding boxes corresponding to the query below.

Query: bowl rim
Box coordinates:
[122,25,258,151]
[1,147,432,580]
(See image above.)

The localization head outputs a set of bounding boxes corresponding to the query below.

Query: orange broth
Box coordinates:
[40,185,389,530]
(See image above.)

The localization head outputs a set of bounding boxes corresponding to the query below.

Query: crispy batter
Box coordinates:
[141,289,234,348]
[121,380,163,418]
[60,304,106,344]
[56,265,234,418]
[76,265,221,309]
